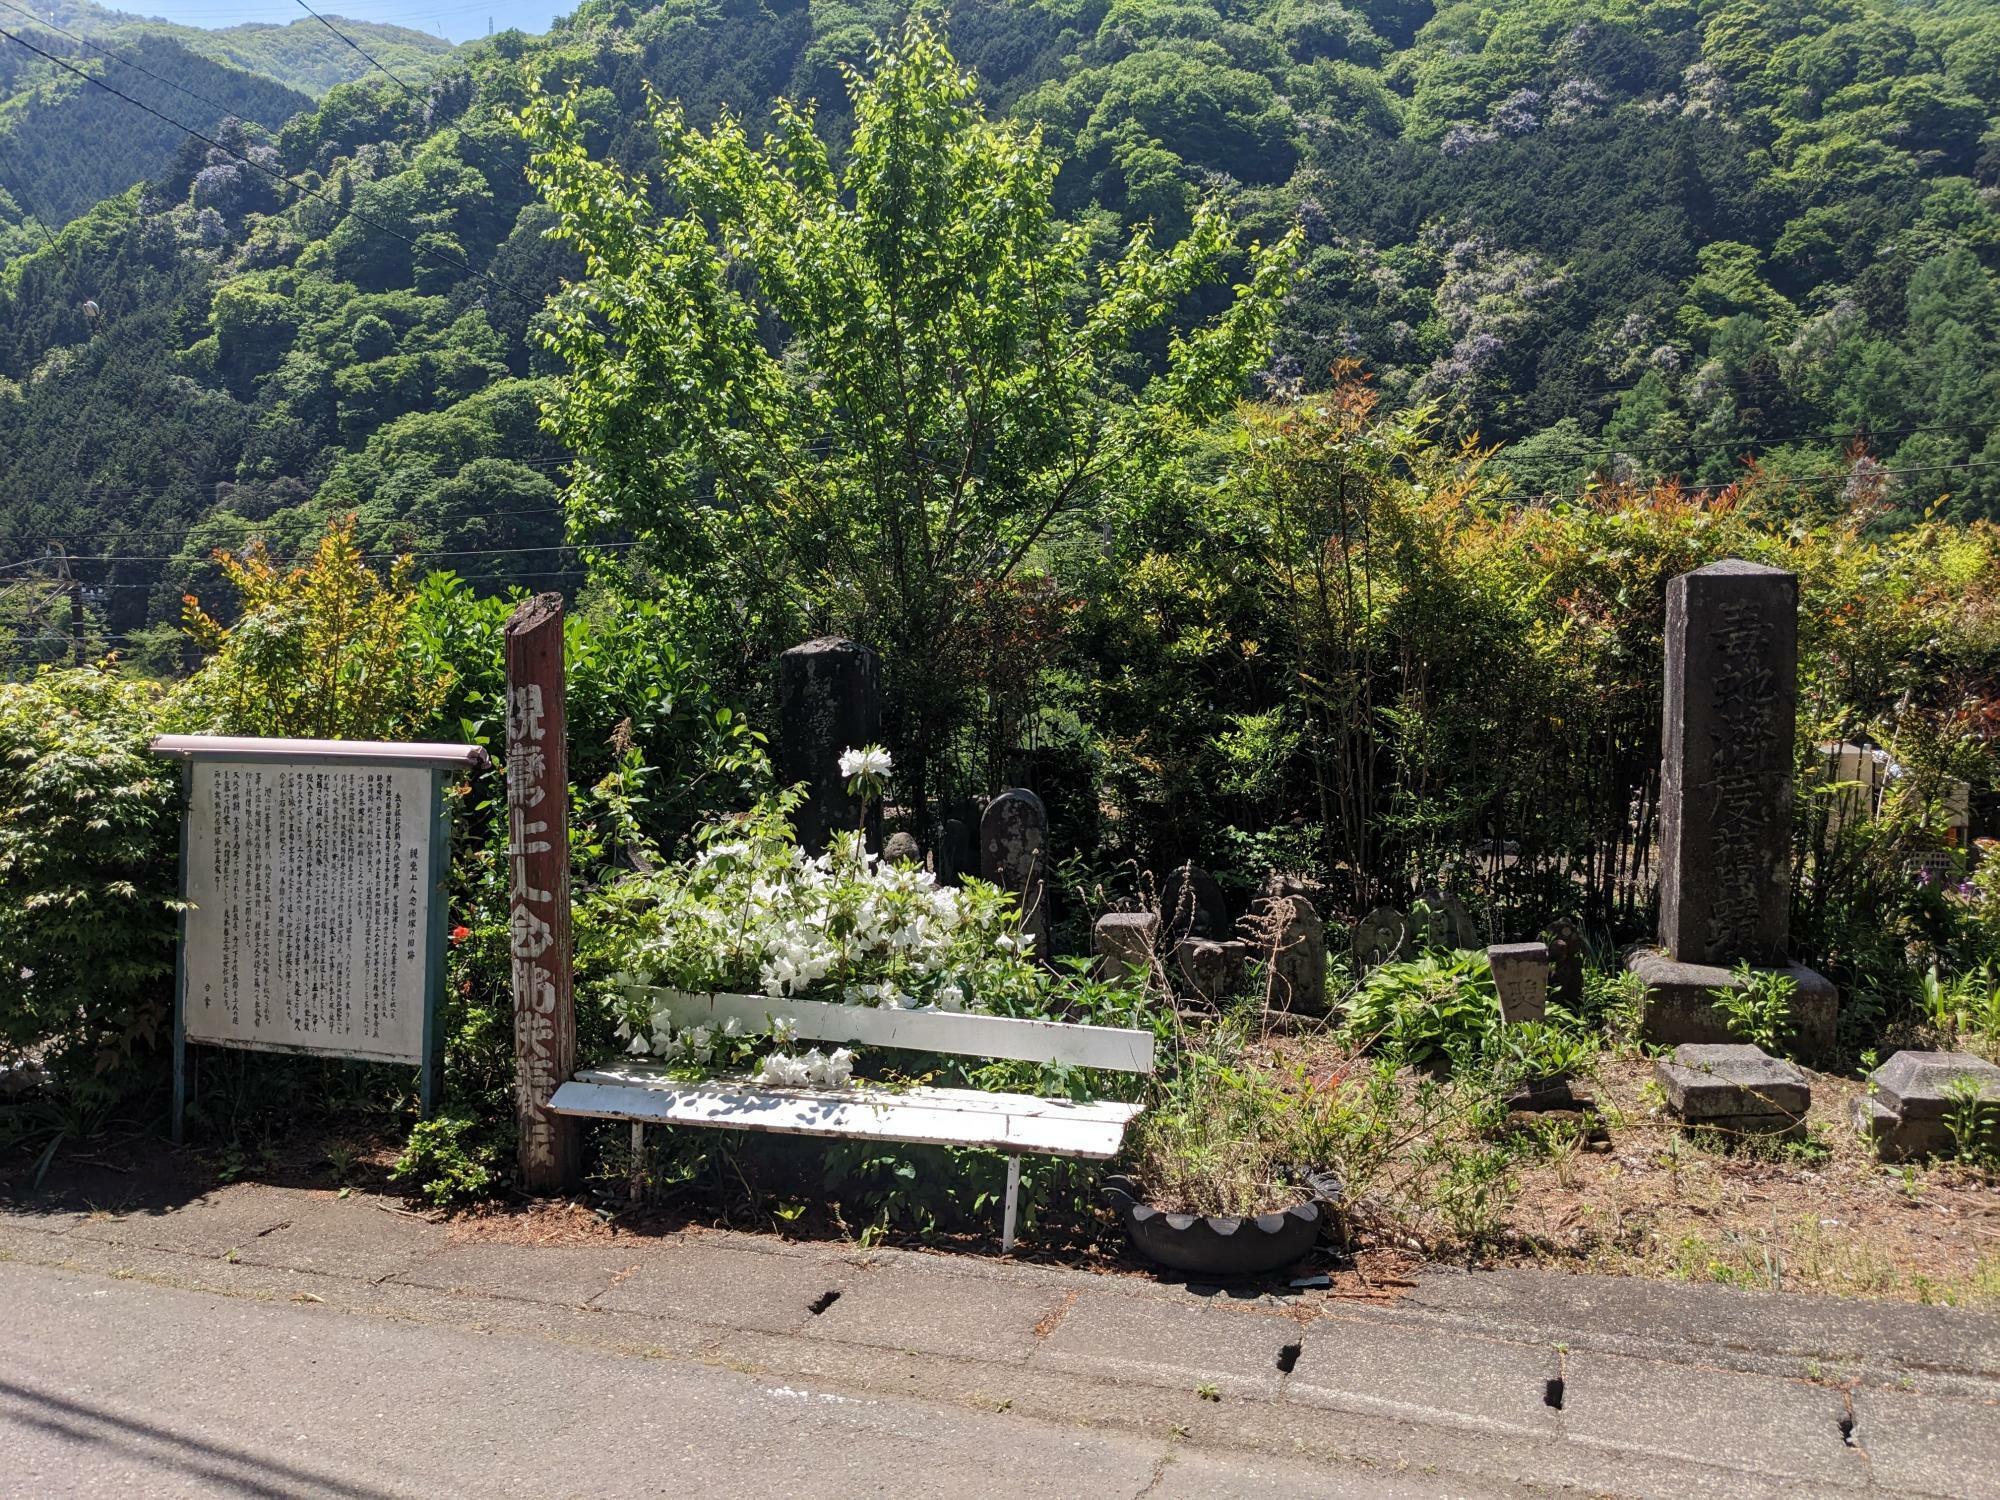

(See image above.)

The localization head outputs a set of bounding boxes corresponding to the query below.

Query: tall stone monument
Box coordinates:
[776,637,880,853]
[1627,561,1837,1058]
[981,788,1050,963]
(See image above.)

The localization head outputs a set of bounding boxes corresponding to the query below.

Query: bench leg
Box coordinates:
[630,1122,645,1203]
[1001,1154,1022,1254]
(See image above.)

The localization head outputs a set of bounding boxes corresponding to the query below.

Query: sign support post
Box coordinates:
[505,592,581,1195]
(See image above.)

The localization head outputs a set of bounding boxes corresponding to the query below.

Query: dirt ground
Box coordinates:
[7,1051,1995,1308]
[358,1053,2000,1309]
[1494,1056,2000,1306]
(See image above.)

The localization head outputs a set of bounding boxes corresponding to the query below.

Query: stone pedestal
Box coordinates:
[1093,910,1159,984]
[1487,942,1550,1024]
[776,637,880,853]
[1852,1050,2000,1160]
[1175,938,1250,1005]
[1626,948,1837,1063]
[1655,1042,1812,1139]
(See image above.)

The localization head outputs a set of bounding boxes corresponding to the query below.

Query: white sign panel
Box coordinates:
[183,761,433,1063]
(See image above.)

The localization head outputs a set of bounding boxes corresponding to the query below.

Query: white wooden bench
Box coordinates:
[546,987,1157,1250]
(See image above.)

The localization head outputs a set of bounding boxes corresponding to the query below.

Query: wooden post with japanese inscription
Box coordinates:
[505,593,580,1194]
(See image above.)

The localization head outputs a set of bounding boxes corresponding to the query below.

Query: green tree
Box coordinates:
[520,22,1298,825]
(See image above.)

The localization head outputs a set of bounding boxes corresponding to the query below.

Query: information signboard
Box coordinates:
[151,735,487,1139]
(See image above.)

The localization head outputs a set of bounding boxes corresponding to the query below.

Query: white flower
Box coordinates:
[771,1016,799,1045]
[626,1035,651,1056]
[838,745,893,779]
[755,1051,811,1087]
[722,1016,742,1038]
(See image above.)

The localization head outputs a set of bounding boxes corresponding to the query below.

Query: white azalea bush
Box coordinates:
[604,780,1053,1087]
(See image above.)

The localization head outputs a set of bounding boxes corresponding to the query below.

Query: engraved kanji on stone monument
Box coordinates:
[1630,559,1838,1059]
[1657,560,1797,968]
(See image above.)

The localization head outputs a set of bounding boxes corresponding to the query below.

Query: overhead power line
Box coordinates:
[0,539,638,572]
[288,0,520,187]
[0,22,547,317]
[0,0,279,132]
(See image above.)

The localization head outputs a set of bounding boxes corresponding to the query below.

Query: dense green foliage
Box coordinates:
[0,30,308,230]
[0,1,454,242]
[522,23,1296,822]
[8,1,452,97]
[0,665,181,1089]
[8,0,2000,661]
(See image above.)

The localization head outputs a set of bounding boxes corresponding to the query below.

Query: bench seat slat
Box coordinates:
[548,1077,1136,1160]
[577,1063,1145,1126]
[623,987,1156,1075]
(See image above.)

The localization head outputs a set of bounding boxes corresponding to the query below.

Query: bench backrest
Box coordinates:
[623,985,1156,1075]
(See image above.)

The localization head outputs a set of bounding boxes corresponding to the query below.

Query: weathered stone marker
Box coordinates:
[1546,920,1585,1014]
[1852,1050,2000,1160]
[1413,890,1480,951]
[882,830,922,866]
[1351,906,1410,970]
[1175,938,1251,1005]
[1160,863,1229,943]
[1487,942,1550,1025]
[1628,560,1837,1057]
[1093,910,1160,984]
[981,788,1050,962]
[1254,881,1328,1015]
[505,593,580,1194]
[1659,560,1796,966]
[936,813,975,887]
[1655,1043,1811,1139]
[776,637,881,853]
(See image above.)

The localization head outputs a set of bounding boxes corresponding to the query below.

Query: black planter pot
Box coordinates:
[1102,1173,1340,1278]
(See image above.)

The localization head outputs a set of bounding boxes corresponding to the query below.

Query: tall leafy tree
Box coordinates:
[520,22,1298,826]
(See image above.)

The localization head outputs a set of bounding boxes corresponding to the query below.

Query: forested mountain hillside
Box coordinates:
[12,0,454,94]
[0,1,454,240]
[3,0,2000,666]
[0,28,310,230]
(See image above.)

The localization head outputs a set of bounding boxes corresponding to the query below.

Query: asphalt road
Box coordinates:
[0,1261,1471,1499]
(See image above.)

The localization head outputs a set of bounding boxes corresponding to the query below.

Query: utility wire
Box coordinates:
[0,0,284,133]
[0,22,546,317]
[15,445,2000,572]
[1,539,637,570]
[0,146,62,257]
[288,0,519,187]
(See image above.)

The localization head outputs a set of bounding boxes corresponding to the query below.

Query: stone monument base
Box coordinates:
[1851,1051,2000,1161]
[1624,948,1838,1063]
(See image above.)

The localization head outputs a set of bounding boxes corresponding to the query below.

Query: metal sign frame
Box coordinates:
[152,736,487,1143]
